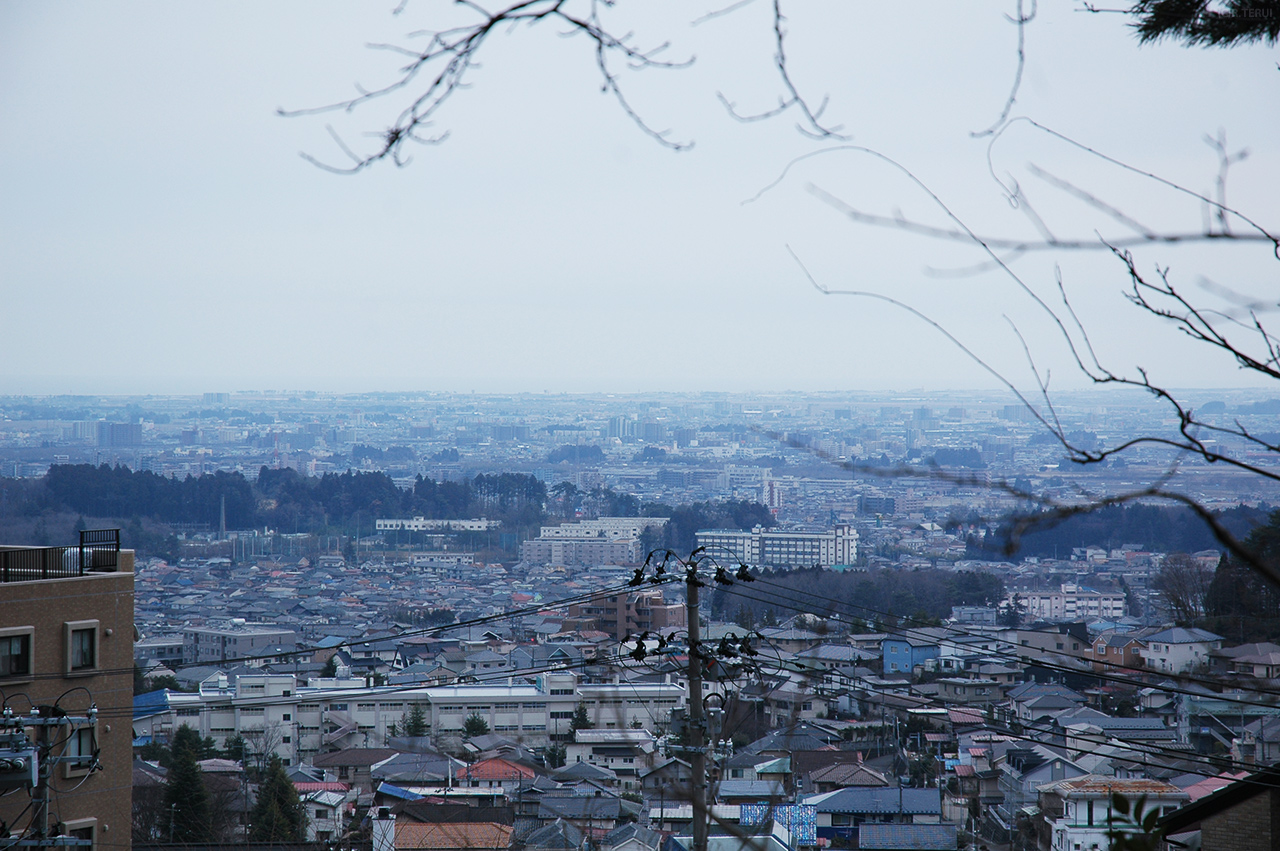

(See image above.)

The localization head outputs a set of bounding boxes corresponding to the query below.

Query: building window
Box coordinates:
[0,628,34,681]
[67,621,99,673]
[64,819,96,851]
[64,726,97,778]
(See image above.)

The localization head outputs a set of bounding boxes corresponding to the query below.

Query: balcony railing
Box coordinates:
[0,529,120,583]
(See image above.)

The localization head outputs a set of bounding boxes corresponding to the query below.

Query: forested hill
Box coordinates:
[0,464,774,558]
[966,503,1269,560]
[0,464,548,535]
[712,565,1004,627]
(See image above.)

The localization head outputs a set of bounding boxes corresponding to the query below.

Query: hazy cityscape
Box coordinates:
[3,2,1278,851]
[3,387,1280,850]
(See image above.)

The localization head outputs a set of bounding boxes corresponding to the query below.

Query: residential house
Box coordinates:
[1140,627,1224,674]
[805,787,943,842]
[1037,776,1187,851]
[935,677,1007,706]
[564,729,658,788]
[1089,632,1146,673]
[312,747,399,793]
[882,630,945,675]
[1212,642,1280,680]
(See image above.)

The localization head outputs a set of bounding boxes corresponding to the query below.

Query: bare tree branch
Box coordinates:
[972,0,1037,138]
[280,0,694,172]
[714,0,848,139]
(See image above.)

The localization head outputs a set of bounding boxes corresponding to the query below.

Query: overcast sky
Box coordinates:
[1,1,1276,397]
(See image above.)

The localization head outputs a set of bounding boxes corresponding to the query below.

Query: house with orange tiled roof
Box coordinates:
[393,820,514,851]
[458,757,537,796]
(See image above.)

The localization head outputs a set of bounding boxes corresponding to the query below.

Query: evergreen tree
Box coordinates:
[463,712,490,738]
[570,701,592,732]
[401,703,429,737]
[163,725,212,842]
[320,655,339,677]
[223,733,248,763]
[249,756,307,842]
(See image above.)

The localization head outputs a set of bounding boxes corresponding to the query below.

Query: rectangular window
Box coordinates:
[67,622,98,673]
[64,819,96,851]
[0,628,34,680]
[64,726,97,778]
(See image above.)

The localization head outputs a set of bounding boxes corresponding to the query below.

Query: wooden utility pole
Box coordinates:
[686,563,708,851]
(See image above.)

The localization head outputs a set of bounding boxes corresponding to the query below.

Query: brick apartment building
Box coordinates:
[0,533,135,851]
[567,589,687,641]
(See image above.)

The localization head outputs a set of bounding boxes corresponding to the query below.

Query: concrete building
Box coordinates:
[1008,583,1126,622]
[149,671,685,763]
[567,589,687,641]
[375,517,502,532]
[183,622,298,666]
[696,524,858,568]
[520,517,669,567]
[0,534,135,851]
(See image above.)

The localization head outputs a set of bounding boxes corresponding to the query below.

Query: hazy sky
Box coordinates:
[1,2,1276,397]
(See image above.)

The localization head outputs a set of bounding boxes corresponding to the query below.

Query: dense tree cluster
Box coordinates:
[968,503,1268,561]
[46,464,256,527]
[6,463,548,539]
[711,565,1004,626]
[1203,511,1280,642]
[547,444,606,464]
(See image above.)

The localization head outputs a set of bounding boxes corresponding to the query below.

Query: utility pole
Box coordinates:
[631,548,752,851]
[686,562,708,851]
[1,705,98,850]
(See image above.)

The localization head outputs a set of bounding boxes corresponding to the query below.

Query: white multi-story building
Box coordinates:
[521,517,670,566]
[146,671,685,766]
[536,517,668,539]
[376,517,502,532]
[696,524,858,568]
[1007,583,1126,623]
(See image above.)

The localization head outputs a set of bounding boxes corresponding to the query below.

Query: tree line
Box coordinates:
[0,465,776,560]
[1155,509,1280,642]
[963,503,1268,561]
[711,565,1004,628]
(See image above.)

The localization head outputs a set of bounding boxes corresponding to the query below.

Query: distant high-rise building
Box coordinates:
[96,421,142,447]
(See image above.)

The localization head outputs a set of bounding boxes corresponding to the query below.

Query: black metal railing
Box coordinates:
[0,529,120,583]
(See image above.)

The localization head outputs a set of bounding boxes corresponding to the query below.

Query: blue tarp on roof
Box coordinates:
[376,782,425,801]
[133,689,171,720]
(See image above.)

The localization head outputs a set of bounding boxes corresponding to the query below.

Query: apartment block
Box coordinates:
[696,524,858,568]
[0,533,135,851]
